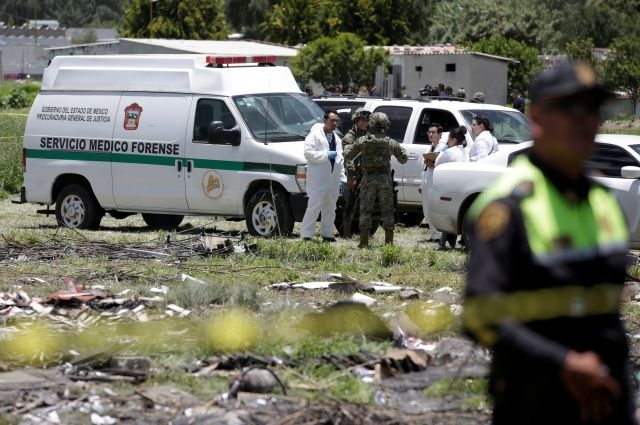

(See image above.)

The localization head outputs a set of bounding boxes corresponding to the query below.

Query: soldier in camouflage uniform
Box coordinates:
[344,112,408,248]
[340,108,371,237]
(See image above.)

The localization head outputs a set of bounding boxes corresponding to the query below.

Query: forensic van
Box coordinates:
[19,54,325,236]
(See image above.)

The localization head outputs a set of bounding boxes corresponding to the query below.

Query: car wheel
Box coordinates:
[142,214,184,230]
[245,188,293,237]
[55,184,103,229]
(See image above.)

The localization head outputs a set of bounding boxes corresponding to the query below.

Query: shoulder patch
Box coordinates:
[475,202,511,241]
[511,180,534,200]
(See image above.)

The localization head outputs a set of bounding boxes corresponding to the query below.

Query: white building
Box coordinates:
[382,45,515,105]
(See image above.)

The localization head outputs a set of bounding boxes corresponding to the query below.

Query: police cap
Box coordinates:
[528,61,612,106]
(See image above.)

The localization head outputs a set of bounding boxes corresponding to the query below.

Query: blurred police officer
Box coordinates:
[345,112,407,248]
[463,62,636,424]
[341,108,371,237]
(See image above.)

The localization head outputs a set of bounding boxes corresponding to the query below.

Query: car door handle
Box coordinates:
[187,160,193,173]
[176,160,182,172]
[407,153,419,160]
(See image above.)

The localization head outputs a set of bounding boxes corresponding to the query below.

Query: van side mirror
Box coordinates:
[621,166,640,179]
[207,121,241,146]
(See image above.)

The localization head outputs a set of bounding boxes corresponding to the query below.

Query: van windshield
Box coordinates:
[234,93,324,142]
[460,109,531,143]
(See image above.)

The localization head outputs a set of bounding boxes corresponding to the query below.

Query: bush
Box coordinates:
[0,113,26,197]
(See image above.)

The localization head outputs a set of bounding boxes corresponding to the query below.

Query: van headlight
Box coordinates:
[295,164,307,191]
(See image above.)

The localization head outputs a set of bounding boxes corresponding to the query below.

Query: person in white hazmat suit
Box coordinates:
[300,110,345,241]
[420,123,447,242]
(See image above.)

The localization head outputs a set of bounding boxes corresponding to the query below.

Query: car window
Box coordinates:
[373,105,412,143]
[413,108,459,145]
[586,143,639,177]
[193,99,236,142]
[313,100,366,134]
[460,109,531,143]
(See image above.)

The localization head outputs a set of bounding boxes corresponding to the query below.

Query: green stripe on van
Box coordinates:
[27,149,111,162]
[25,149,297,175]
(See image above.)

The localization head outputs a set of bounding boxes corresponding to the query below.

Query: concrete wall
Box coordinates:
[46,41,120,61]
[0,44,49,78]
[393,53,510,105]
[603,98,640,119]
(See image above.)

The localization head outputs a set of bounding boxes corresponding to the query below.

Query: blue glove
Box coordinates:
[327,151,337,160]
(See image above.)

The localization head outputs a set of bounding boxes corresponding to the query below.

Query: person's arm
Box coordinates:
[343,138,361,162]
[469,135,490,162]
[304,127,328,164]
[393,141,408,164]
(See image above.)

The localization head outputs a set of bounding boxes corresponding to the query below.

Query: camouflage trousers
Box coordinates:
[359,173,395,232]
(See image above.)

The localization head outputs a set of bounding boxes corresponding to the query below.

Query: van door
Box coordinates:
[112,93,190,209]
[184,97,242,214]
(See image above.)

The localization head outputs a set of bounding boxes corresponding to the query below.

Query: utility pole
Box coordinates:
[149,0,152,38]
[33,1,38,45]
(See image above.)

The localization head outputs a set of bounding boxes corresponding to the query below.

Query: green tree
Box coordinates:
[120,0,229,40]
[564,38,596,66]
[224,0,273,39]
[554,0,640,49]
[290,33,388,92]
[260,0,433,46]
[468,35,543,96]
[260,0,333,45]
[429,0,560,52]
[602,35,640,116]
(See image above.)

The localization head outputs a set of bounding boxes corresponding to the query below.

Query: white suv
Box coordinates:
[314,96,530,225]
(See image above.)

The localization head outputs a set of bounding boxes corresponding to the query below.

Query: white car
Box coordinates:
[314,96,530,225]
[427,134,640,248]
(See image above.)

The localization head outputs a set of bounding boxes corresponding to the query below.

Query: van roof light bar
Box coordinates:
[205,55,277,66]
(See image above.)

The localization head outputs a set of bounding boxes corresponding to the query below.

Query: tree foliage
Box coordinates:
[290,33,389,91]
[554,0,640,49]
[468,35,543,95]
[565,38,596,66]
[602,35,640,116]
[0,0,121,27]
[260,0,432,46]
[428,0,560,52]
[224,0,273,39]
[120,0,229,40]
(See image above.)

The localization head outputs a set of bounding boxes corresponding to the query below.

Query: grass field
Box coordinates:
[1,103,640,422]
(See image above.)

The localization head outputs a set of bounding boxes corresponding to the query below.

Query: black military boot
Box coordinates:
[358,231,369,248]
[343,220,352,238]
[385,229,394,244]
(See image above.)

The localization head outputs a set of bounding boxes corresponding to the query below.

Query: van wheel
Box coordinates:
[245,188,293,237]
[55,184,102,229]
[142,214,184,230]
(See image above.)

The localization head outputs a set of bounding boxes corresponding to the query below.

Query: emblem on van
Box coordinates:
[202,170,224,199]
[124,103,143,130]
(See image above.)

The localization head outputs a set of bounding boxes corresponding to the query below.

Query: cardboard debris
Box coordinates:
[179,273,208,285]
[350,293,376,306]
[379,348,430,377]
[125,248,171,259]
[199,235,234,254]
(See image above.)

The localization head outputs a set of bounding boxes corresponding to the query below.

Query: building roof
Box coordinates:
[384,45,516,62]
[119,38,299,57]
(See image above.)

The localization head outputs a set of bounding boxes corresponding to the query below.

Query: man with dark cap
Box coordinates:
[463,62,636,425]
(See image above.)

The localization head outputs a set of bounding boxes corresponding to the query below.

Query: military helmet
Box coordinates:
[351,108,371,122]
[369,112,390,130]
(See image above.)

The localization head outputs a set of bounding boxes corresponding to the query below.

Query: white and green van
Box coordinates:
[20,54,325,236]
